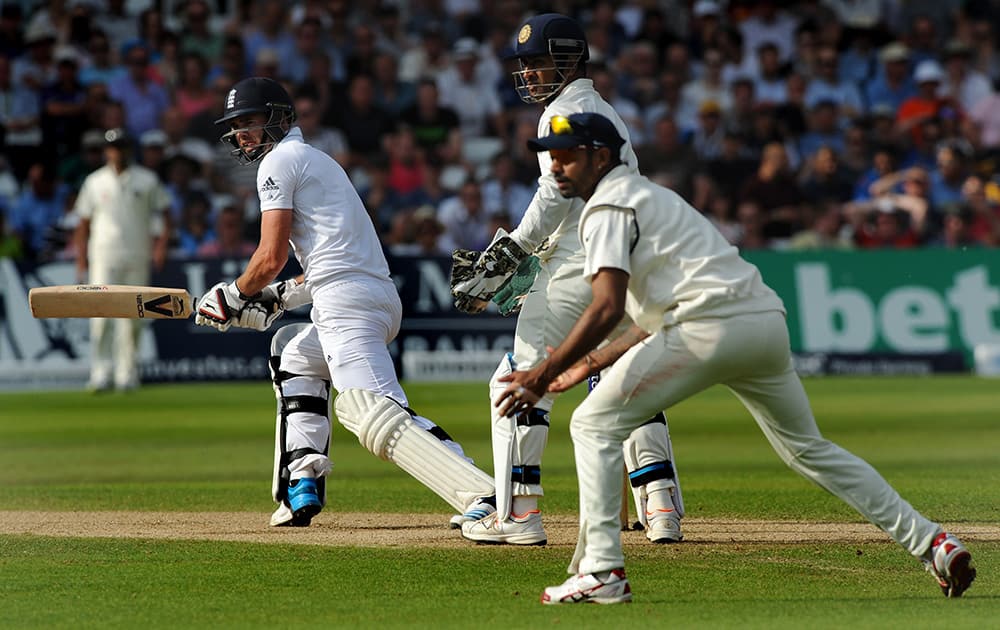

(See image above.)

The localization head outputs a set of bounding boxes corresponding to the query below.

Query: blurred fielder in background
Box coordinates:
[73,128,171,392]
[498,112,976,604]
[195,77,494,528]
[451,13,685,546]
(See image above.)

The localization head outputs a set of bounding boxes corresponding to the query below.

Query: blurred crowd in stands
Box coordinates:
[3,0,1000,266]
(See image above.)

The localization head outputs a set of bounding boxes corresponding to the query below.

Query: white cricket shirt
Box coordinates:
[256,127,392,289]
[74,163,170,264]
[579,166,786,332]
[511,78,639,258]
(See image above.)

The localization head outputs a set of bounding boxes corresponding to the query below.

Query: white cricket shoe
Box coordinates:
[541,569,632,605]
[448,496,497,529]
[645,509,683,544]
[461,509,547,545]
[925,531,976,597]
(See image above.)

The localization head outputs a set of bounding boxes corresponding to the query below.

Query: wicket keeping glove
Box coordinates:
[491,255,540,316]
[451,229,527,314]
[196,281,270,332]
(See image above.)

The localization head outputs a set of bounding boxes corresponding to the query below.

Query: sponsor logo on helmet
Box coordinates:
[226,89,236,109]
[518,24,531,44]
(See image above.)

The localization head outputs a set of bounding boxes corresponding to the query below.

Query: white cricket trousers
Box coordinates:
[569,310,942,575]
[280,276,407,404]
[88,259,148,389]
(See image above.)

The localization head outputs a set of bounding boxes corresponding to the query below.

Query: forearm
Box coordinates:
[236,249,285,296]
[238,210,292,295]
[869,171,902,196]
[538,301,623,383]
[586,324,650,373]
[74,220,89,270]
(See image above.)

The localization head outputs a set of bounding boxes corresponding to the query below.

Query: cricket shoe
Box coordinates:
[925,532,976,597]
[449,495,497,529]
[461,509,547,545]
[645,509,683,544]
[541,569,632,605]
[286,477,322,527]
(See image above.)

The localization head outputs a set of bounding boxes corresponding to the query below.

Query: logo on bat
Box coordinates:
[142,294,184,317]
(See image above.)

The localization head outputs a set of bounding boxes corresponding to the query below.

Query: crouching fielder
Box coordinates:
[194,76,494,526]
[498,112,975,604]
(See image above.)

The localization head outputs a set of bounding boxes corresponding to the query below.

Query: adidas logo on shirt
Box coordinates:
[260,176,279,192]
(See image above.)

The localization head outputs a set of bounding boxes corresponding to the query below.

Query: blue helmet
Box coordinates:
[508,13,589,104]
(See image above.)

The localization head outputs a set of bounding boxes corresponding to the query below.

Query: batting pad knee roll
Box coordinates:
[334,388,494,513]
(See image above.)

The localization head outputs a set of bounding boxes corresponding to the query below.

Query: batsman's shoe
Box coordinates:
[449,495,497,529]
[461,509,547,545]
[645,509,683,544]
[925,532,976,597]
[541,569,632,605]
[287,477,322,527]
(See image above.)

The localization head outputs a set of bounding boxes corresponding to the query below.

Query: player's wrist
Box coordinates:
[232,280,261,301]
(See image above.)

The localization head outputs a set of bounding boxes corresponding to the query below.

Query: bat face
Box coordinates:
[29,285,194,319]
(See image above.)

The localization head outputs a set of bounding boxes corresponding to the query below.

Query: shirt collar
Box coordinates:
[553,78,593,103]
[281,127,304,145]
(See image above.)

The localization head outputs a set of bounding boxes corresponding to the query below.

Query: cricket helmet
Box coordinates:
[216,77,296,164]
[507,13,589,104]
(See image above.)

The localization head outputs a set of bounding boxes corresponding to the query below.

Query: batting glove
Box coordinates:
[195,281,255,332]
[261,278,312,311]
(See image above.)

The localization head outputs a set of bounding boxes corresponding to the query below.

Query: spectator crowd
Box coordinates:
[3,0,1000,266]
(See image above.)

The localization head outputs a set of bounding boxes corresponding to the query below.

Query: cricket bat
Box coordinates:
[29,285,194,319]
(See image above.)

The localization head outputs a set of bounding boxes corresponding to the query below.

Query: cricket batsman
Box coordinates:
[194,77,496,527]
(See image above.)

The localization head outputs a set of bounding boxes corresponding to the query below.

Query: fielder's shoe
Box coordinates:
[286,477,322,527]
[461,509,547,545]
[86,379,112,394]
[541,569,632,605]
[925,531,976,597]
[449,495,497,529]
[645,509,683,544]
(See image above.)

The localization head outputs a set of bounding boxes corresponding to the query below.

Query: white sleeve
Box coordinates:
[581,206,635,281]
[73,177,94,220]
[258,153,295,211]
[509,172,574,252]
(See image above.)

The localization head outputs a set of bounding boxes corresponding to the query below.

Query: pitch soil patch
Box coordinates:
[1,512,997,548]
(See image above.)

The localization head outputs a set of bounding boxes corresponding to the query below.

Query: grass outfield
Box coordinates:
[1,376,997,628]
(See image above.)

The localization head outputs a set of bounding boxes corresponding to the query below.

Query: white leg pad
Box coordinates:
[490,353,516,520]
[489,353,551,520]
[623,418,685,526]
[335,388,495,513]
[269,323,332,527]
